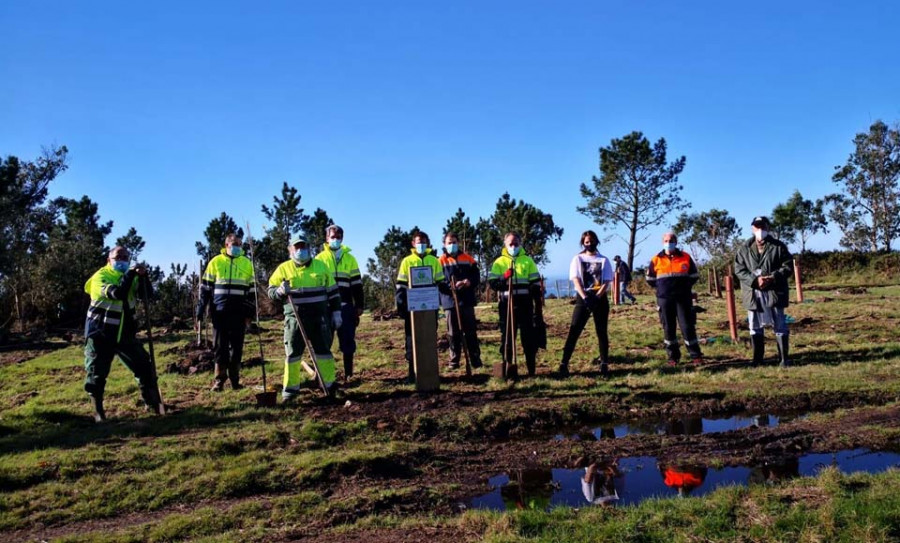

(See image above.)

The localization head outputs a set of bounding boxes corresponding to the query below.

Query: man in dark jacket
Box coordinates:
[646,232,703,366]
[439,232,483,371]
[613,255,636,304]
[734,216,794,367]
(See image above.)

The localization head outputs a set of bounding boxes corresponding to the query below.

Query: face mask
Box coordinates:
[664,242,677,251]
[507,246,520,257]
[584,242,597,252]
[112,261,129,273]
[446,243,459,254]
[415,243,428,254]
[229,246,242,257]
[292,249,310,264]
[755,230,768,241]
[329,239,342,250]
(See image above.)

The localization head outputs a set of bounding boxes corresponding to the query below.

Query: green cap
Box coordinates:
[290,234,308,246]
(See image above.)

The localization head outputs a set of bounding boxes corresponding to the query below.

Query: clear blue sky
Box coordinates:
[2,1,899,279]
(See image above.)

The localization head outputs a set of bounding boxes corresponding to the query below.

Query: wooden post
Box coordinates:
[724,266,739,343]
[707,268,714,295]
[411,311,439,392]
[794,258,804,303]
[612,271,620,306]
[713,268,722,298]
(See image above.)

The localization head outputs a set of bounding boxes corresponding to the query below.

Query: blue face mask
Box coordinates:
[229,246,242,257]
[329,239,342,250]
[665,242,677,251]
[292,249,310,264]
[507,246,520,257]
[112,261,129,273]
[446,243,459,254]
[415,243,428,254]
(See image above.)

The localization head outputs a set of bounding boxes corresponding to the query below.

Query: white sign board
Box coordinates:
[408,286,439,311]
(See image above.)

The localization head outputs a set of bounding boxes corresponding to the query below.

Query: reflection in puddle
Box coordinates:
[555,413,795,441]
[469,449,900,511]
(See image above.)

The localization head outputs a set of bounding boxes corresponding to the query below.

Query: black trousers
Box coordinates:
[657,295,702,361]
[212,309,246,385]
[498,296,538,368]
[445,305,482,365]
[560,295,609,366]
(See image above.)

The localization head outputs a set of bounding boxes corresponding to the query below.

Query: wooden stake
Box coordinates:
[707,268,714,295]
[411,311,440,391]
[724,266,739,343]
[713,267,722,298]
[794,258,804,303]
[612,270,620,306]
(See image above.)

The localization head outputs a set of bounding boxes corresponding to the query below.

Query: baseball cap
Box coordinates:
[751,216,771,227]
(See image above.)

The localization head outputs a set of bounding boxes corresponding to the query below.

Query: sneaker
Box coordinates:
[210,381,225,392]
[690,358,703,366]
[89,394,106,423]
[667,360,678,367]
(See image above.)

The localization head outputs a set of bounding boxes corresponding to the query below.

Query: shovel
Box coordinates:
[287,295,330,397]
[449,274,472,377]
[140,278,166,415]
[497,271,519,380]
[245,223,277,407]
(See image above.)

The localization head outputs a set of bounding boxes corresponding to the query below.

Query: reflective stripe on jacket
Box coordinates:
[267,259,340,317]
[439,251,480,309]
[396,249,445,290]
[84,265,141,342]
[197,250,256,318]
[315,244,364,309]
[488,248,541,299]
[646,250,699,298]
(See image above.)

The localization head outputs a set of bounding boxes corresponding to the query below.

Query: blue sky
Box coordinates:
[2,1,898,279]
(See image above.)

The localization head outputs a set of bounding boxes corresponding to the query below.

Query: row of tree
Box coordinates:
[579,121,900,270]
[2,119,897,329]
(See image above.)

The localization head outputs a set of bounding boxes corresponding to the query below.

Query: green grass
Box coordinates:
[2,285,900,541]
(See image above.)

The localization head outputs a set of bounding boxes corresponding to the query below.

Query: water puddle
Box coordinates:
[467,449,900,511]
[555,413,798,441]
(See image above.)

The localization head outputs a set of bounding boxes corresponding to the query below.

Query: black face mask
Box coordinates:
[584,243,597,252]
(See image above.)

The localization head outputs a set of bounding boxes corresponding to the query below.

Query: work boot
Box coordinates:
[89,393,106,423]
[556,363,569,378]
[776,335,790,367]
[231,382,244,390]
[600,361,610,377]
[141,386,163,415]
[471,358,483,369]
[751,334,765,366]
[525,357,536,377]
[343,353,354,380]
[210,380,225,392]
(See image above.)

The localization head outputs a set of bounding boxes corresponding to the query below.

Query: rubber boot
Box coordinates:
[141,385,162,415]
[89,393,106,423]
[776,335,790,367]
[751,334,765,366]
[525,356,536,377]
[343,353,354,381]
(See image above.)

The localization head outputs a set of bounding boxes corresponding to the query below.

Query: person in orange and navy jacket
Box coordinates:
[646,232,703,366]
[439,232,483,371]
[659,462,708,497]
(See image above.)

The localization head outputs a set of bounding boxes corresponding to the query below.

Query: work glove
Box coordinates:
[502,269,513,280]
[275,280,290,298]
[332,311,343,330]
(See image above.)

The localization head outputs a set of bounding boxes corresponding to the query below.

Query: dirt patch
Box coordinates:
[162,340,216,374]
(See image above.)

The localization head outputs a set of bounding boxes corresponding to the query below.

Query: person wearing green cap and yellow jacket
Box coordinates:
[83,245,161,422]
[268,234,342,400]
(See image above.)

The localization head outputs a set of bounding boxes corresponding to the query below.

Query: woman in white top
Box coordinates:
[558,230,614,377]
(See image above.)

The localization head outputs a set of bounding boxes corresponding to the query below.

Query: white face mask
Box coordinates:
[507,245,520,257]
[754,229,768,241]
